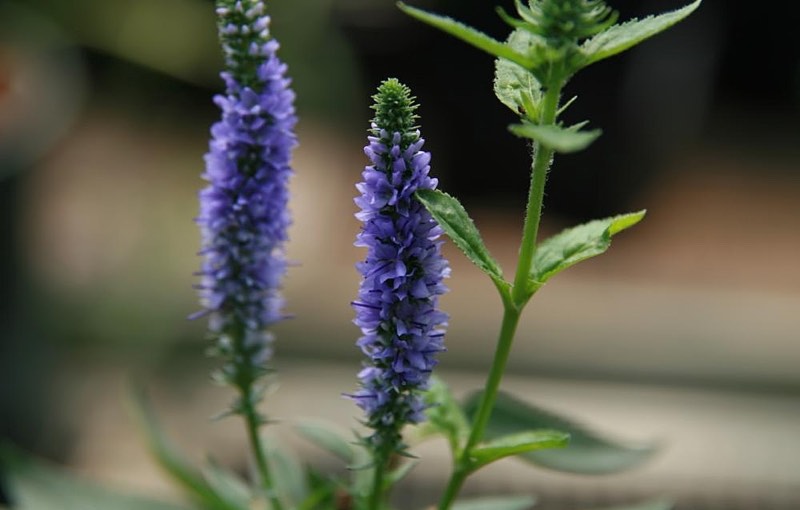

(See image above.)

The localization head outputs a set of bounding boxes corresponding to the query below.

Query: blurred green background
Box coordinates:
[1,0,799,508]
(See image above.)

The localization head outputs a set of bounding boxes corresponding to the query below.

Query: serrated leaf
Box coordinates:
[421,377,471,454]
[128,389,242,510]
[452,495,537,510]
[0,443,190,510]
[581,0,701,67]
[294,421,355,464]
[265,443,308,508]
[463,390,657,475]
[398,3,535,69]
[415,189,505,285]
[494,29,543,115]
[583,499,673,510]
[532,211,645,284]
[509,123,601,153]
[470,430,569,470]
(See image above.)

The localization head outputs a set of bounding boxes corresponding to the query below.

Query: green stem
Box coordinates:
[240,386,284,510]
[437,83,564,510]
[437,306,522,510]
[512,84,562,306]
[462,306,522,454]
[436,465,469,510]
[367,452,387,510]
[228,322,283,510]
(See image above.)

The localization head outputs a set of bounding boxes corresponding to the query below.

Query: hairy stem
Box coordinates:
[512,84,562,305]
[437,306,522,510]
[437,83,563,510]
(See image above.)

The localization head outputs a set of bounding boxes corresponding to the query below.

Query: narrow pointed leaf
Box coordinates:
[398,3,535,69]
[470,430,569,469]
[421,376,471,454]
[581,0,702,67]
[557,95,579,116]
[265,444,309,508]
[202,459,252,509]
[351,446,374,498]
[385,459,418,486]
[0,443,190,510]
[129,389,242,510]
[532,211,645,284]
[509,123,601,153]
[415,188,505,284]
[463,390,657,474]
[494,29,543,115]
[452,495,537,510]
[296,471,339,510]
[294,421,355,464]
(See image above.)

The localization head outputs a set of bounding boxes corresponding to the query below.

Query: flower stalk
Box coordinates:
[195,0,296,506]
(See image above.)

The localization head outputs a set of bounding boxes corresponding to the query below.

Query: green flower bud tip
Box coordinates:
[505,0,617,46]
[371,78,419,144]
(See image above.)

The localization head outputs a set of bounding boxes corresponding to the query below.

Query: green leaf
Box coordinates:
[202,459,252,510]
[350,446,374,498]
[0,443,190,510]
[509,123,602,153]
[265,443,309,508]
[581,0,702,67]
[420,377,471,454]
[452,495,537,510]
[494,29,543,115]
[385,459,418,486]
[296,471,339,510]
[532,210,645,284]
[398,3,535,69]
[294,421,356,464]
[129,389,243,510]
[463,390,657,475]
[583,499,673,510]
[415,189,505,286]
[470,430,569,470]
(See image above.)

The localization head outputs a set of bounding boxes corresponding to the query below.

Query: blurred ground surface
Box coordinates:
[59,361,800,510]
[18,114,800,509]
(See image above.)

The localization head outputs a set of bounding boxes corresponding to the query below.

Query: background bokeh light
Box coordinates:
[1,1,799,508]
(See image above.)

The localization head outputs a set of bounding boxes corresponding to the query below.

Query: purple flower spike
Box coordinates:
[196,0,297,378]
[352,79,450,451]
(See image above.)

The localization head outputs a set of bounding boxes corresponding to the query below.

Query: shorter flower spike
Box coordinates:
[351,79,450,453]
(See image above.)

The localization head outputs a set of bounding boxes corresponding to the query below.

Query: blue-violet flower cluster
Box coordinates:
[352,79,449,450]
[196,0,297,378]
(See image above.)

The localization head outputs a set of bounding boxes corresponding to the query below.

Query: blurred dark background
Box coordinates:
[1,0,799,508]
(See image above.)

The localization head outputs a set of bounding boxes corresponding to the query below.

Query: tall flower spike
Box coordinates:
[196,0,297,395]
[351,79,450,452]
